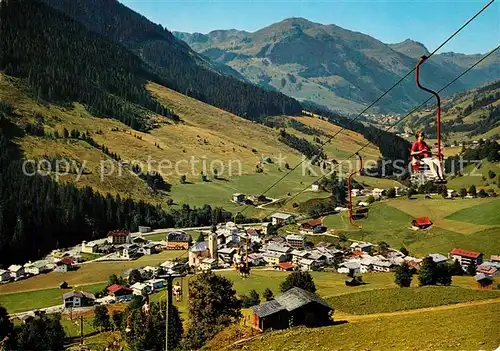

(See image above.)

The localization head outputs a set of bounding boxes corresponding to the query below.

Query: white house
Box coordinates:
[372,188,385,198]
[371,260,397,272]
[299,258,321,271]
[447,189,458,198]
[116,244,140,259]
[131,282,152,296]
[138,226,152,234]
[62,291,95,308]
[146,279,165,291]
[291,249,310,264]
[8,265,24,279]
[338,261,362,274]
[351,189,363,197]
[266,243,292,255]
[24,260,51,275]
[63,291,95,307]
[81,241,99,254]
[200,258,217,271]
[308,251,327,265]
[350,242,373,253]
[232,193,245,203]
[261,222,271,235]
[311,183,320,192]
[316,246,343,264]
[139,242,160,255]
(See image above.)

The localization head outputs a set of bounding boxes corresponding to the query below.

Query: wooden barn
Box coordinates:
[250,287,333,331]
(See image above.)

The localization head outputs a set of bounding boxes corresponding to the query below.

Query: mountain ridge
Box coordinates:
[174,17,499,114]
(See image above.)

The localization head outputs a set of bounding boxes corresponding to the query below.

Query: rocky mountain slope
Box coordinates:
[175,18,500,114]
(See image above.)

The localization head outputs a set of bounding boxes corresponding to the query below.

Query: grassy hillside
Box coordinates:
[230,302,500,351]
[0,283,107,314]
[323,197,500,257]
[447,159,500,192]
[407,80,500,142]
[1,72,387,214]
[289,116,380,161]
[445,199,500,225]
[327,286,500,315]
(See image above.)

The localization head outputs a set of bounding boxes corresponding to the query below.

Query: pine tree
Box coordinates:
[436,263,453,286]
[93,305,111,331]
[467,261,477,276]
[451,259,464,276]
[468,185,477,197]
[280,271,316,293]
[184,272,241,349]
[400,247,409,256]
[394,262,413,287]
[263,288,274,301]
[418,256,438,286]
[459,187,467,198]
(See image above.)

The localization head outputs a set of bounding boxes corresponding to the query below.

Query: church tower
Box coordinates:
[208,231,218,264]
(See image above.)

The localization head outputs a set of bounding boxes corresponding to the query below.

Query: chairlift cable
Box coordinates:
[256,45,500,220]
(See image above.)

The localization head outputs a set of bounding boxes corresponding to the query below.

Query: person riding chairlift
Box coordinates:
[410,130,446,184]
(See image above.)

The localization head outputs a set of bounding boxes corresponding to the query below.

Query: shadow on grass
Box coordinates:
[214,177,230,182]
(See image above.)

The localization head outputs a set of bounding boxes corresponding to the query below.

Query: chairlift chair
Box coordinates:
[410,55,445,186]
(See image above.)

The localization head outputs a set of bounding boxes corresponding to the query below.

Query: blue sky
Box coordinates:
[120,0,499,54]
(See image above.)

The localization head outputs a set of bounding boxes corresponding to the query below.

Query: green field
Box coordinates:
[322,197,500,257]
[230,302,500,351]
[446,199,500,225]
[327,286,500,315]
[0,269,481,316]
[0,283,106,314]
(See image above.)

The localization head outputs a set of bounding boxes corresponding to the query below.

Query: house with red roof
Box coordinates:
[299,219,326,235]
[411,217,433,230]
[54,257,74,272]
[278,262,295,271]
[450,248,483,271]
[107,284,133,301]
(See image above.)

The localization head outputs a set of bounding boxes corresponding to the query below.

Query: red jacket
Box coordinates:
[411,141,431,160]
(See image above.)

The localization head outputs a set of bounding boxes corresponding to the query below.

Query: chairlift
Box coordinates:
[410,55,445,186]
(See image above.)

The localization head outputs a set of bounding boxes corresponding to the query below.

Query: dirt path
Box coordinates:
[336,297,500,322]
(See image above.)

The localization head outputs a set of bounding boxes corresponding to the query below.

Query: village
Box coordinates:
[3,202,498,322]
